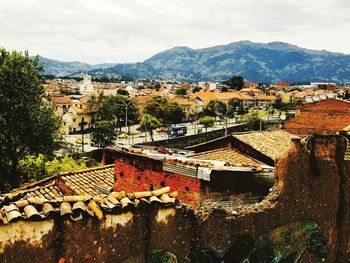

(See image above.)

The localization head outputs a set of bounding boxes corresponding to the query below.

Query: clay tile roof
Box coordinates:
[49,95,73,105]
[257,95,276,100]
[0,186,178,224]
[233,130,295,160]
[191,147,262,167]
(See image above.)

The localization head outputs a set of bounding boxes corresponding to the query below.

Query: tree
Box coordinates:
[223,76,245,90]
[175,87,187,96]
[163,103,185,125]
[246,112,264,131]
[192,87,201,93]
[198,116,215,132]
[117,89,129,96]
[0,48,60,191]
[91,120,117,149]
[144,96,184,125]
[95,95,138,130]
[139,114,161,141]
[203,100,227,123]
[19,154,89,181]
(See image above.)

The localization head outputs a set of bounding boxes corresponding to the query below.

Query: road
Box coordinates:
[62,119,241,152]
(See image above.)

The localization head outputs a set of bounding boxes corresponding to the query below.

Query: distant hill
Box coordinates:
[38,56,116,77]
[38,41,350,83]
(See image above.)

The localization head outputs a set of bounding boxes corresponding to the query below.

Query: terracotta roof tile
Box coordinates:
[191,147,262,167]
[0,187,178,224]
[233,130,295,160]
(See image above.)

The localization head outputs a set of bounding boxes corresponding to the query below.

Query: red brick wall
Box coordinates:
[114,160,202,208]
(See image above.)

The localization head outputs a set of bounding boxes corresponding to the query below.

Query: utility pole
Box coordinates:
[79,118,88,152]
[121,100,133,144]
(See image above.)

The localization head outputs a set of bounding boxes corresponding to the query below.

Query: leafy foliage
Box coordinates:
[19,154,89,181]
[175,87,187,95]
[139,114,161,141]
[91,120,117,148]
[246,112,264,131]
[144,96,185,125]
[0,48,60,191]
[198,116,215,132]
[223,76,245,90]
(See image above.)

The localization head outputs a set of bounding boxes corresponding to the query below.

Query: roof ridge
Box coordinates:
[58,164,114,177]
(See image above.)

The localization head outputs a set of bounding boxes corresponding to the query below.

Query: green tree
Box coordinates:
[175,87,187,96]
[223,76,245,90]
[96,95,138,130]
[139,114,161,141]
[0,48,60,191]
[198,116,215,132]
[91,120,117,149]
[246,112,264,131]
[19,154,88,181]
[203,100,227,120]
[144,96,184,125]
[192,87,201,93]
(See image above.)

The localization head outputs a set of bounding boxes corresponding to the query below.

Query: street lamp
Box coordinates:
[121,100,133,143]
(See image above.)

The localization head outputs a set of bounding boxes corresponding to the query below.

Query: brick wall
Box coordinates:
[114,160,202,208]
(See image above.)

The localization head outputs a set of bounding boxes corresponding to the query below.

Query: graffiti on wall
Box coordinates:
[148,250,178,263]
[200,220,327,263]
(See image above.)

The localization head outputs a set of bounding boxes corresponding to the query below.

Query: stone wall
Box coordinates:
[0,135,349,262]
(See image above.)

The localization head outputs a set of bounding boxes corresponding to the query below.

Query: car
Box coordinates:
[156,127,166,133]
[75,138,89,144]
[115,142,131,149]
[117,133,128,139]
[157,147,174,155]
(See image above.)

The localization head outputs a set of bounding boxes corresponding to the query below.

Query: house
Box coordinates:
[169,96,196,119]
[283,99,350,136]
[187,130,295,167]
[256,95,276,107]
[107,146,274,208]
[49,95,73,115]
[60,102,93,134]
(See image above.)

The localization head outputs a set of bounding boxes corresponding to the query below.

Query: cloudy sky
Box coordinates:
[0,0,349,64]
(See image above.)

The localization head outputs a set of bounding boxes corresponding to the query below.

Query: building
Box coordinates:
[79,74,95,95]
[256,95,276,107]
[283,99,350,136]
[107,146,274,208]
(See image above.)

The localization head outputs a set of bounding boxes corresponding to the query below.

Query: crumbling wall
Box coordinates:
[0,135,349,263]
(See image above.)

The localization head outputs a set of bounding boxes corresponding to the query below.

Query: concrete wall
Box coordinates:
[0,135,349,262]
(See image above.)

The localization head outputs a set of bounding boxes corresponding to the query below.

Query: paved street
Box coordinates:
[62,120,242,152]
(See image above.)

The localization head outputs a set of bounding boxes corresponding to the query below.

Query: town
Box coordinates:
[1,0,350,261]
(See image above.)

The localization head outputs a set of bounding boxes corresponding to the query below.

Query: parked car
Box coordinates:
[76,138,89,144]
[117,133,128,139]
[157,147,174,155]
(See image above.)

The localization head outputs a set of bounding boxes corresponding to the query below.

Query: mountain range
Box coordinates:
[39,41,350,83]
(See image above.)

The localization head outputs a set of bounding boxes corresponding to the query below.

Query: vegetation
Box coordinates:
[175,87,187,95]
[91,120,117,149]
[223,75,245,90]
[0,48,60,191]
[139,114,161,141]
[19,154,90,181]
[192,87,201,93]
[202,100,227,122]
[88,94,138,131]
[246,112,264,131]
[198,116,215,132]
[144,96,185,125]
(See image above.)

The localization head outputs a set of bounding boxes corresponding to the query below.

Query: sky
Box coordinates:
[0,0,349,64]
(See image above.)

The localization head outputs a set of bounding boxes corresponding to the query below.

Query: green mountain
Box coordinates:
[39,41,350,83]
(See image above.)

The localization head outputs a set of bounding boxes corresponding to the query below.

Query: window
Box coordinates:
[185,186,190,191]
[160,181,165,187]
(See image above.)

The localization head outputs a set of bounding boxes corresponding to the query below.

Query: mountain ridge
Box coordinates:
[38,41,350,83]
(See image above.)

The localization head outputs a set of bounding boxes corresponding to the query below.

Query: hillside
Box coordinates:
[39,41,350,83]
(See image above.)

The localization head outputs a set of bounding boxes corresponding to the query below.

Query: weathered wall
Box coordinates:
[0,135,349,263]
[114,160,202,208]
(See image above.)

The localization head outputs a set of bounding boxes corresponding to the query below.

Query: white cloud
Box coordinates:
[0,0,349,63]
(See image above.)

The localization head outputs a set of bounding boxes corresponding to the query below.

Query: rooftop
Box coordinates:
[190,147,262,168]
[233,130,295,160]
